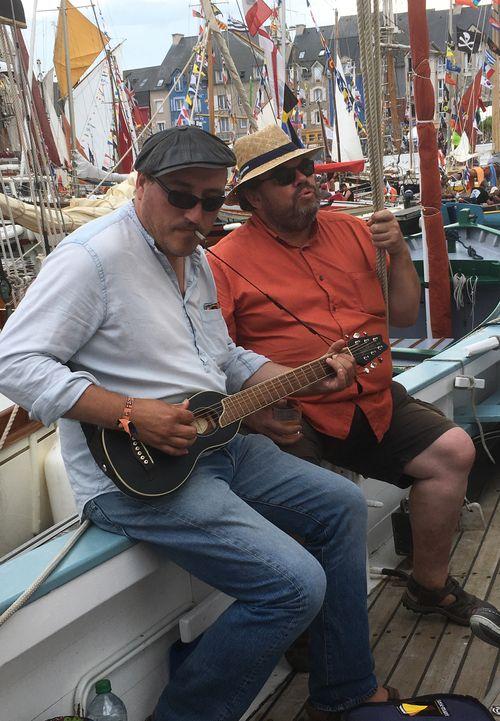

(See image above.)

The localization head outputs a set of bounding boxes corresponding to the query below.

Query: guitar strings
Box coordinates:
[190,339,384,422]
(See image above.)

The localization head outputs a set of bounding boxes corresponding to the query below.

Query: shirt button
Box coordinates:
[319,275,324,281]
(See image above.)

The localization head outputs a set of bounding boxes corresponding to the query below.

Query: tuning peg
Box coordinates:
[345,334,350,339]
[363,331,367,335]
[377,357,383,363]
[353,332,360,338]
[370,362,377,368]
[363,367,370,374]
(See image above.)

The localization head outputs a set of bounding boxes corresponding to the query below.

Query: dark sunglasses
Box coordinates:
[265,157,316,186]
[153,177,225,212]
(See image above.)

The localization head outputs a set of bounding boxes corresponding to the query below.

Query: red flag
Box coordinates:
[454,0,479,6]
[117,102,133,173]
[242,0,272,36]
[445,72,457,86]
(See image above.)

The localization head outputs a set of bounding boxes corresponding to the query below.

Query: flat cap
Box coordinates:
[134,126,236,177]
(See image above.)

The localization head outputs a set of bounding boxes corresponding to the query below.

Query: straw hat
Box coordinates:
[226,124,321,205]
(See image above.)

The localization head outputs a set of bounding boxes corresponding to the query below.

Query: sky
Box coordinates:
[25,0,482,74]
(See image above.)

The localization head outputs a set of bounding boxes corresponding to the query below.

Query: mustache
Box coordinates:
[294,182,320,201]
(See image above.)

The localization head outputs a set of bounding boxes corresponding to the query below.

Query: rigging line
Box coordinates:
[204,245,336,347]
[90,44,200,195]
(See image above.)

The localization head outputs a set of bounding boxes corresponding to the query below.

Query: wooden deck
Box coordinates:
[249,454,500,720]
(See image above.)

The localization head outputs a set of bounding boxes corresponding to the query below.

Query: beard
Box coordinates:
[262,182,321,233]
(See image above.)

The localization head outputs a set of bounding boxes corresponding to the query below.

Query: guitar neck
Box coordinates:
[219,356,335,427]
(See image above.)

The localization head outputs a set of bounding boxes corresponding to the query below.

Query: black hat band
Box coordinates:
[239,142,299,179]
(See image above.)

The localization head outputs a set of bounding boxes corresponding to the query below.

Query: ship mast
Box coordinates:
[60,0,79,195]
[199,0,258,131]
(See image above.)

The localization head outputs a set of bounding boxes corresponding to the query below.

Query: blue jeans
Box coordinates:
[84,433,376,720]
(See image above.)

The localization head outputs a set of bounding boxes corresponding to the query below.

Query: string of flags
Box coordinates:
[176,24,207,126]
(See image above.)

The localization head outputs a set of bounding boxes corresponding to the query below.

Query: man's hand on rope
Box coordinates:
[367,210,406,257]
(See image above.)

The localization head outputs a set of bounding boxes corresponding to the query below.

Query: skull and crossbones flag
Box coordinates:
[456,26,482,55]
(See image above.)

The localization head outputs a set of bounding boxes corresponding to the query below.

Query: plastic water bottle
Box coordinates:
[86,678,128,721]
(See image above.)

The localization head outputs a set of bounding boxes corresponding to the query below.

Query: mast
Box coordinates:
[200,0,258,131]
[331,9,341,161]
[90,0,118,166]
[492,13,500,153]
[60,0,79,195]
[207,29,215,134]
[383,0,401,153]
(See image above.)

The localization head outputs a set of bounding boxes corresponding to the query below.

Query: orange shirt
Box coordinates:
[208,211,393,441]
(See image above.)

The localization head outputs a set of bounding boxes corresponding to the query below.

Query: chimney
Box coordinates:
[172,33,184,45]
[295,24,305,36]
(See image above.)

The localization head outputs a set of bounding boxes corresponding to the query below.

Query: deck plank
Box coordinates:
[249,468,500,719]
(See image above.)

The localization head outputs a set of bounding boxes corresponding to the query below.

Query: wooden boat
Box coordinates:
[1,312,499,719]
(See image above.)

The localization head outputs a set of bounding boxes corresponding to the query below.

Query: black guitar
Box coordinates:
[82,334,387,499]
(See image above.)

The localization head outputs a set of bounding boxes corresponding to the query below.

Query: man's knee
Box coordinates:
[433,427,476,478]
[286,552,327,623]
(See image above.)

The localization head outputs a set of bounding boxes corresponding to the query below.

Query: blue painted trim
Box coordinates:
[0,525,133,615]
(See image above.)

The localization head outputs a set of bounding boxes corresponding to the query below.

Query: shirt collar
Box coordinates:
[249,211,319,249]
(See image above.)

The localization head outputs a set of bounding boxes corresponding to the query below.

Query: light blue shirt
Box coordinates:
[0,201,269,512]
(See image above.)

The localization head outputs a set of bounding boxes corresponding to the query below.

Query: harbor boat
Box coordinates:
[1,310,499,720]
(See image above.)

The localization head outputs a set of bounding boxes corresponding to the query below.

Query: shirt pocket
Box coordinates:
[200,306,230,362]
[346,270,386,317]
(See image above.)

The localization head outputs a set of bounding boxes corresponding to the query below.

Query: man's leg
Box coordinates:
[403,427,474,591]
[84,434,377,720]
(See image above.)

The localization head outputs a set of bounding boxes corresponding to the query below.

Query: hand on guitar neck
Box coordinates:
[80,333,387,498]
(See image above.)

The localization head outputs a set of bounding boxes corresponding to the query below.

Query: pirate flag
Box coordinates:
[456,26,482,56]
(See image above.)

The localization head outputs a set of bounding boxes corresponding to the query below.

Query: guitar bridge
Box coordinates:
[131,437,154,468]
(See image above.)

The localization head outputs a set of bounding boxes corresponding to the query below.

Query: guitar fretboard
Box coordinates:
[220,356,333,427]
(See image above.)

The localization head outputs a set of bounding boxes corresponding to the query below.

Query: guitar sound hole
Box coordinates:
[192,411,219,437]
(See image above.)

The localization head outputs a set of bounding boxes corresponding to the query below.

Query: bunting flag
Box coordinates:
[176,25,207,126]
[445,72,457,86]
[456,26,482,55]
[454,0,480,6]
[256,25,285,117]
[242,0,272,36]
[487,37,500,56]
[446,58,461,73]
[489,16,500,31]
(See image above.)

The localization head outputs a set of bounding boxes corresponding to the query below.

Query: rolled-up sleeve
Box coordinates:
[220,337,269,395]
[0,242,105,426]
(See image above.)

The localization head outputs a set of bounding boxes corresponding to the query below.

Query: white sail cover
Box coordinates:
[329,55,364,162]
[70,54,115,172]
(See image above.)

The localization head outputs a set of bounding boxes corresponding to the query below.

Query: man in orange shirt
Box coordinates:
[209,125,495,638]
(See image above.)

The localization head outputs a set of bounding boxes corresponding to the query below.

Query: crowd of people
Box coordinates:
[0,125,497,721]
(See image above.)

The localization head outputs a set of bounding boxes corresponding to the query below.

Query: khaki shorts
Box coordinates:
[280,382,457,489]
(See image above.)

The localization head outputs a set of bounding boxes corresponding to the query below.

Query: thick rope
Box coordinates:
[356,0,389,309]
[0,519,91,627]
[0,403,19,450]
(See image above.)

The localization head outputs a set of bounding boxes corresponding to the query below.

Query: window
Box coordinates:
[217,94,228,110]
[313,64,322,82]
[219,117,230,132]
[313,87,323,102]
[313,110,321,125]
[171,97,183,111]
[156,77,164,88]
[154,99,163,113]
[214,70,224,84]
[157,121,166,131]
[139,78,147,87]
[239,118,248,129]
[252,65,261,79]
[318,49,325,56]
[299,50,305,59]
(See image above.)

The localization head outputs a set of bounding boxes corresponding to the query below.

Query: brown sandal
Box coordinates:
[402,574,496,626]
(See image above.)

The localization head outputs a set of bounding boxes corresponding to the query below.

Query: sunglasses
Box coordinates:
[264,157,316,186]
[153,177,225,212]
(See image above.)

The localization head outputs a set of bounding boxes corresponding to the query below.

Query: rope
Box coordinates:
[0,519,91,627]
[356,0,389,310]
[0,403,19,450]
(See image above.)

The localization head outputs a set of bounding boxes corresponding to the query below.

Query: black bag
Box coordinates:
[342,694,494,720]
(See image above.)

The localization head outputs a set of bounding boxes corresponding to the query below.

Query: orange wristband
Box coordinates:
[117,396,135,436]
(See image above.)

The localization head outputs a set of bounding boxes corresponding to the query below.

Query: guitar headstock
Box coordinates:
[346,333,388,370]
